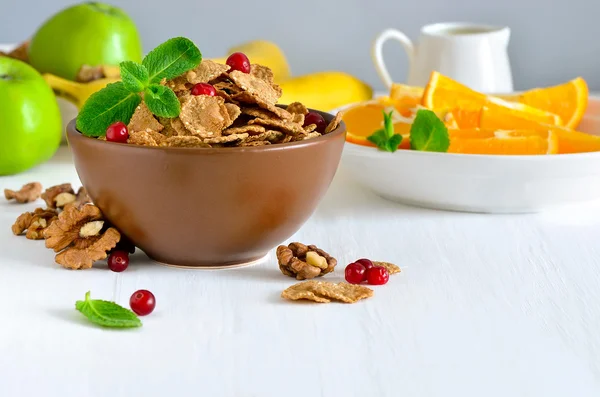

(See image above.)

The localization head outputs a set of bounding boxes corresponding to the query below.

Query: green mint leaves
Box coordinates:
[366,109,450,153]
[143,37,202,84]
[409,109,450,152]
[76,37,202,137]
[76,82,141,137]
[367,111,403,152]
[120,61,149,92]
[75,291,142,328]
[144,84,181,117]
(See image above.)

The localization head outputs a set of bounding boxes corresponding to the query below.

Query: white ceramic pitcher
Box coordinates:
[372,22,514,93]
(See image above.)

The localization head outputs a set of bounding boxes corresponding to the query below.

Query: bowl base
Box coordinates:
[151,254,268,270]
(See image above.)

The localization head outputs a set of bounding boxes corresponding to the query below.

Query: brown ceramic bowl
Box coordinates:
[67,110,346,267]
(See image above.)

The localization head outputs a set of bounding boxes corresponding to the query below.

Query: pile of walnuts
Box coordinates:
[6,182,121,269]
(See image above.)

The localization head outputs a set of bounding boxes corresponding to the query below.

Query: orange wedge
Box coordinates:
[480,106,600,153]
[422,72,563,126]
[448,130,558,155]
[513,77,588,129]
[343,100,411,149]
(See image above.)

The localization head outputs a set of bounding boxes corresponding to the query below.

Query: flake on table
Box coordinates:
[373,261,401,275]
[282,280,373,303]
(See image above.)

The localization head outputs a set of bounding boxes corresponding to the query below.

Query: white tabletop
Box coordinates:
[2,145,600,397]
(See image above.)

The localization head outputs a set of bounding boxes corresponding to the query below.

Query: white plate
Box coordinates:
[339,96,600,213]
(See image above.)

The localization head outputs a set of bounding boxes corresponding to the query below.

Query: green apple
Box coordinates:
[28,2,142,80]
[0,57,62,175]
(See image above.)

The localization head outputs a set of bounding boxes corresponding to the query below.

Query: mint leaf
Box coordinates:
[142,37,202,84]
[367,128,388,146]
[144,84,181,118]
[76,82,141,137]
[75,291,142,328]
[366,110,402,152]
[410,109,450,152]
[120,61,149,92]
[386,133,403,152]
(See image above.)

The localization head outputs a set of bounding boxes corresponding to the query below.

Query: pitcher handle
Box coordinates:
[371,29,415,89]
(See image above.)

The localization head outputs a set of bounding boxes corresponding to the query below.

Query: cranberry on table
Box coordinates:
[366,266,389,285]
[355,258,374,273]
[226,52,251,74]
[130,290,156,316]
[106,121,129,143]
[304,111,327,133]
[345,262,366,284]
[191,83,216,96]
[107,250,129,272]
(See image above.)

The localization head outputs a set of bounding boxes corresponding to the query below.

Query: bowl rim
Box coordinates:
[67,108,346,153]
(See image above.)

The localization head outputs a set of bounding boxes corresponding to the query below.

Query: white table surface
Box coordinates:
[3,143,600,396]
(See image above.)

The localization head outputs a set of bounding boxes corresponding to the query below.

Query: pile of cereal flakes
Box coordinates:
[122,60,342,148]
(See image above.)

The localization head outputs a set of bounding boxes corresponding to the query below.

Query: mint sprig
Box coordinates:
[367,110,403,152]
[75,291,142,328]
[76,37,202,137]
[409,109,450,152]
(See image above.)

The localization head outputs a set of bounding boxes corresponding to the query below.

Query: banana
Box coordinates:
[43,74,119,108]
[278,72,373,111]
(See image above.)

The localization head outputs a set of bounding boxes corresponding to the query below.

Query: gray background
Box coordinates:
[1,0,598,91]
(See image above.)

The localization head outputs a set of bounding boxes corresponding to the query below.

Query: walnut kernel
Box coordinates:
[4,182,42,203]
[276,242,337,280]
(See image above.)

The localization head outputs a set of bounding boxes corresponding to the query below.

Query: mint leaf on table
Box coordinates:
[75,291,142,328]
[367,110,403,152]
[409,109,450,152]
[142,37,202,84]
[120,60,149,92]
[76,82,141,137]
[144,84,181,117]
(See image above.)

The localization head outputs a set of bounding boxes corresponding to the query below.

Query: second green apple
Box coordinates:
[28,2,142,80]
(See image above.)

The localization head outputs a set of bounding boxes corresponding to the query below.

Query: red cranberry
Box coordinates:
[303,111,327,133]
[191,83,216,96]
[130,290,156,316]
[106,121,129,143]
[345,263,366,284]
[355,258,374,272]
[226,52,251,73]
[366,266,389,285]
[107,250,129,272]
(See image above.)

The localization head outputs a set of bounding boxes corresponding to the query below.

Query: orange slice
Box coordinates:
[480,106,600,153]
[343,100,410,149]
[513,77,588,129]
[422,72,563,126]
[448,130,558,155]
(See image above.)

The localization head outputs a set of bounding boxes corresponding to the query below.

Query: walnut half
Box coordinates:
[4,182,42,203]
[276,242,337,280]
[41,183,74,209]
[12,208,58,240]
[44,204,120,269]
